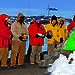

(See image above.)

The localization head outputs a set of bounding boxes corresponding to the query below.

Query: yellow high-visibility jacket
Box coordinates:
[45,20,56,44]
[54,24,68,43]
[45,20,68,44]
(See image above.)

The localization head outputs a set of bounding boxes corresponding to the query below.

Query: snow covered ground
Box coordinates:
[47,52,75,75]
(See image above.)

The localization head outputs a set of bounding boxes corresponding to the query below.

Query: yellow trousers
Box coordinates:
[30,46,42,63]
[11,40,26,66]
[47,44,54,56]
[0,47,9,67]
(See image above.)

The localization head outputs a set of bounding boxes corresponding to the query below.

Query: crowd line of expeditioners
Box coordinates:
[0,13,75,68]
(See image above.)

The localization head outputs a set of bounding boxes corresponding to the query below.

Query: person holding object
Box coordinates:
[11,13,28,68]
[28,16,46,65]
[45,15,58,56]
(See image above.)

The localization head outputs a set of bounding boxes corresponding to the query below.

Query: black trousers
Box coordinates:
[27,45,32,57]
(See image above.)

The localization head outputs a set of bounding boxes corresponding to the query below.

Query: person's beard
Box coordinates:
[18,19,24,25]
[60,24,63,28]
[60,22,64,28]
[36,22,41,28]
[38,23,41,28]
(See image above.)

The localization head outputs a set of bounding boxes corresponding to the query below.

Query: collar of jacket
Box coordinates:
[60,24,63,28]
[35,22,41,27]
[52,23,57,27]
[17,21,24,25]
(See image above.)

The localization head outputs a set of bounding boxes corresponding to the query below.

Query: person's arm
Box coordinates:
[28,25,37,37]
[66,27,69,38]
[11,24,20,37]
[0,26,10,39]
[25,24,28,35]
[63,26,68,41]
[67,22,72,32]
[45,24,48,33]
[41,25,46,36]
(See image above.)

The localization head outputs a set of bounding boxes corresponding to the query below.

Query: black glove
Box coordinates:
[46,34,52,39]
[35,34,39,38]
[60,38,63,43]
[54,44,57,48]
[19,36,23,41]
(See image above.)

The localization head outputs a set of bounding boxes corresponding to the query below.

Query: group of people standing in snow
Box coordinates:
[0,13,75,68]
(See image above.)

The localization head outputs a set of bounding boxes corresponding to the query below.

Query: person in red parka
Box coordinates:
[0,14,12,68]
[67,15,75,32]
[28,16,46,64]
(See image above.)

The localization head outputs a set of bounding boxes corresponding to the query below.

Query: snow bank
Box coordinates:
[47,52,75,75]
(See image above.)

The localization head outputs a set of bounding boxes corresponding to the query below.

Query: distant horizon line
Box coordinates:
[0,8,74,11]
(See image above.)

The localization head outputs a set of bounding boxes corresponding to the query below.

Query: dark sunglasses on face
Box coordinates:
[20,16,25,20]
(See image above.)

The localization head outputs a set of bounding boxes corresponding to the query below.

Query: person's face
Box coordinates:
[52,20,56,24]
[7,22,11,28]
[4,20,11,28]
[20,16,24,20]
[60,21,63,24]
[36,19,41,23]
[18,16,25,24]
[60,21,64,25]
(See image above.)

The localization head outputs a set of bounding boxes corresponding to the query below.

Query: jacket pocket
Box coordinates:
[2,40,4,45]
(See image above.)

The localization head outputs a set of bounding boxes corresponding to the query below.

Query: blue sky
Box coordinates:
[0,0,75,17]
[0,0,75,11]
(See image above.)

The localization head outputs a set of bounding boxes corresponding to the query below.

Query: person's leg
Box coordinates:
[47,44,54,64]
[36,46,42,64]
[1,47,9,67]
[18,42,26,65]
[30,46,36,64]
[48,44,54,56]
[0,48,4,61]
[11,41,19,66]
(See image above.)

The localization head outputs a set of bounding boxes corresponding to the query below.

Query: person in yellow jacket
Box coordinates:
[45,15,58,55]
[54,18,68,43]
[57,18,69,53]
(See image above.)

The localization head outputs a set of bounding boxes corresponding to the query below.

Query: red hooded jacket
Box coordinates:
[28,22,46,46]
[67,21,75,32]
[0,14,12,48]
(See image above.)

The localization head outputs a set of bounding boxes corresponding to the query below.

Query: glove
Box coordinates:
[54,44,57,48]
[46,34,52,39]
[35,34,39,38]
[60,38,63,43]
[19,36,23,41]
[42,35,45,38]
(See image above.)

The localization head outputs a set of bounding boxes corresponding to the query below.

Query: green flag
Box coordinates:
[61,31,75,51]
